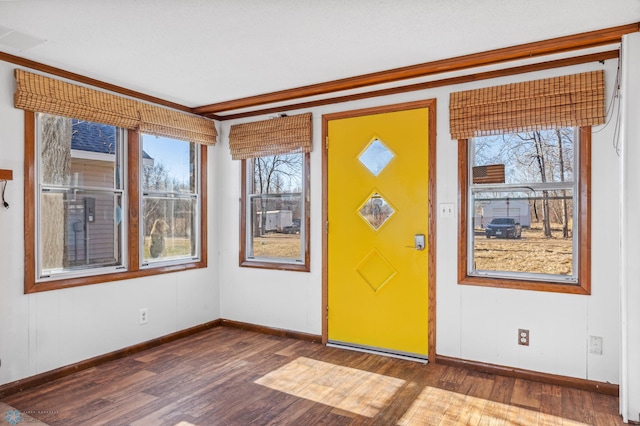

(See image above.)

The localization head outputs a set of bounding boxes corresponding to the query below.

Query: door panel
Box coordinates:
[327,106,430,357]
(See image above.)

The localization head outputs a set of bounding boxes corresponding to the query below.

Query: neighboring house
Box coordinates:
[67,120,153,266]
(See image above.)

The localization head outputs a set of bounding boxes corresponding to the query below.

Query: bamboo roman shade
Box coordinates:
[228,113,312,160]
[449,70,605,140]
[14,69,217,145]
[138,104,217,146]
[15,69,140,129]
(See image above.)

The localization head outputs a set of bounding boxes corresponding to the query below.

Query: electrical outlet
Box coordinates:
[139,308,148,325]
[589,336,603,355]
[518,329,529,346]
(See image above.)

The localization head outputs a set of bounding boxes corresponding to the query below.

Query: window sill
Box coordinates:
[240,259,310,272]
[458,275,590,295]
[25,260,207,294]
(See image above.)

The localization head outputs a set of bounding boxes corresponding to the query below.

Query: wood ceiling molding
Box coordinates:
[215,50,619,121]
[195,22,638,117]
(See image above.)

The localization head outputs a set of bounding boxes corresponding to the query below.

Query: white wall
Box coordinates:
[0,61,221,387]
[218,58,622,385]
[216,120,324,334]
[620,32,640,423]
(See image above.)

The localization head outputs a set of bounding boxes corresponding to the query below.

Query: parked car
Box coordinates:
[486,217,522,239]
[283,218,301,234]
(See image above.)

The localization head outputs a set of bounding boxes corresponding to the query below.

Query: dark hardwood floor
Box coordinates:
[1,326,623,425]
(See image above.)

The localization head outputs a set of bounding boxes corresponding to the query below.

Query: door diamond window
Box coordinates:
[359,191,394,230]
[359,139,394,176]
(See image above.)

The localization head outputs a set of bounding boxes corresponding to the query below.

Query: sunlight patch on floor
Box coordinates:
[254,356,405,417]
[397,386,590,425]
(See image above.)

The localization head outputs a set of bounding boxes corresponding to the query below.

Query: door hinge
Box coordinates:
[325,136,329,150]
[326,305,329,319]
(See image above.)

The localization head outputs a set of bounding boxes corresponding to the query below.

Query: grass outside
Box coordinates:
[252,233,301,258]
[143,237,192,260]
[473,224,573,275]
[146,225,572,275]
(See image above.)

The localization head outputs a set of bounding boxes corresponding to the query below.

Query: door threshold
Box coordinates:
[327,341,428,363]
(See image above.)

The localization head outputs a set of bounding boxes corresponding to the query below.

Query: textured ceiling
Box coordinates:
[0,0,639,109]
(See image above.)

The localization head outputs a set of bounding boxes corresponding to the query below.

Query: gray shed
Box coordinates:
[475,200,531,228]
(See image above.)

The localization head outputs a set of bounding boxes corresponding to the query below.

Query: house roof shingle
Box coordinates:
[71,120,152,159]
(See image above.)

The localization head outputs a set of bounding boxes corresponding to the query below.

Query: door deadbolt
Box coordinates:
[414,234,425,250]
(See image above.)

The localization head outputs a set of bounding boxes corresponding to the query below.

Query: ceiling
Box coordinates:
[1,0,639,112]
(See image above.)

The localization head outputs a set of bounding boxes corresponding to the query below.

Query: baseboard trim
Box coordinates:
[220,319,323,343]
[436,354,619,396]
[0,319,222,399]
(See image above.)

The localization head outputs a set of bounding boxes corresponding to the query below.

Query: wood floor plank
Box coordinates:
[511,377,542,409]
[488,374,516,405]
[562,387,597,424]
[438,365,469,391]
[590,391,620,415]
[461,373,495,399]
[397,383,449,425]
[452,393,488,425]
[537,411,564,426]
[261,395,320,425]
[540,383,563,417]
[478,400,508,426]
[0,326,624,425]
[78,392,159,426]
[370,360,434,425]
[504,404,540,425]
[593,412,625,426]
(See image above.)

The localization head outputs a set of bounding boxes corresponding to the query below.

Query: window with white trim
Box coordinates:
[458,127,592,294]
[466,128,583,284]
[141,134,200,266]
[36,113,126,280]
[241,152,309,270]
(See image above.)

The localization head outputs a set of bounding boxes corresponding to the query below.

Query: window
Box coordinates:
[35,114,126,279]
[229,112,312,272]
[141,135,200,266]
[240,152,310,271]
[24,111,208,293]
[450,70,604,294]
[458,128,591,293]
[18,70,215,293]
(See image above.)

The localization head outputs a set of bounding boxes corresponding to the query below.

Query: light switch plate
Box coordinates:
[589,336,603,355]
[439,203,455,218]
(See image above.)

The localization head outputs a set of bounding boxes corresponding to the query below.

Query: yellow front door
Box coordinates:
[327,104,431,358]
